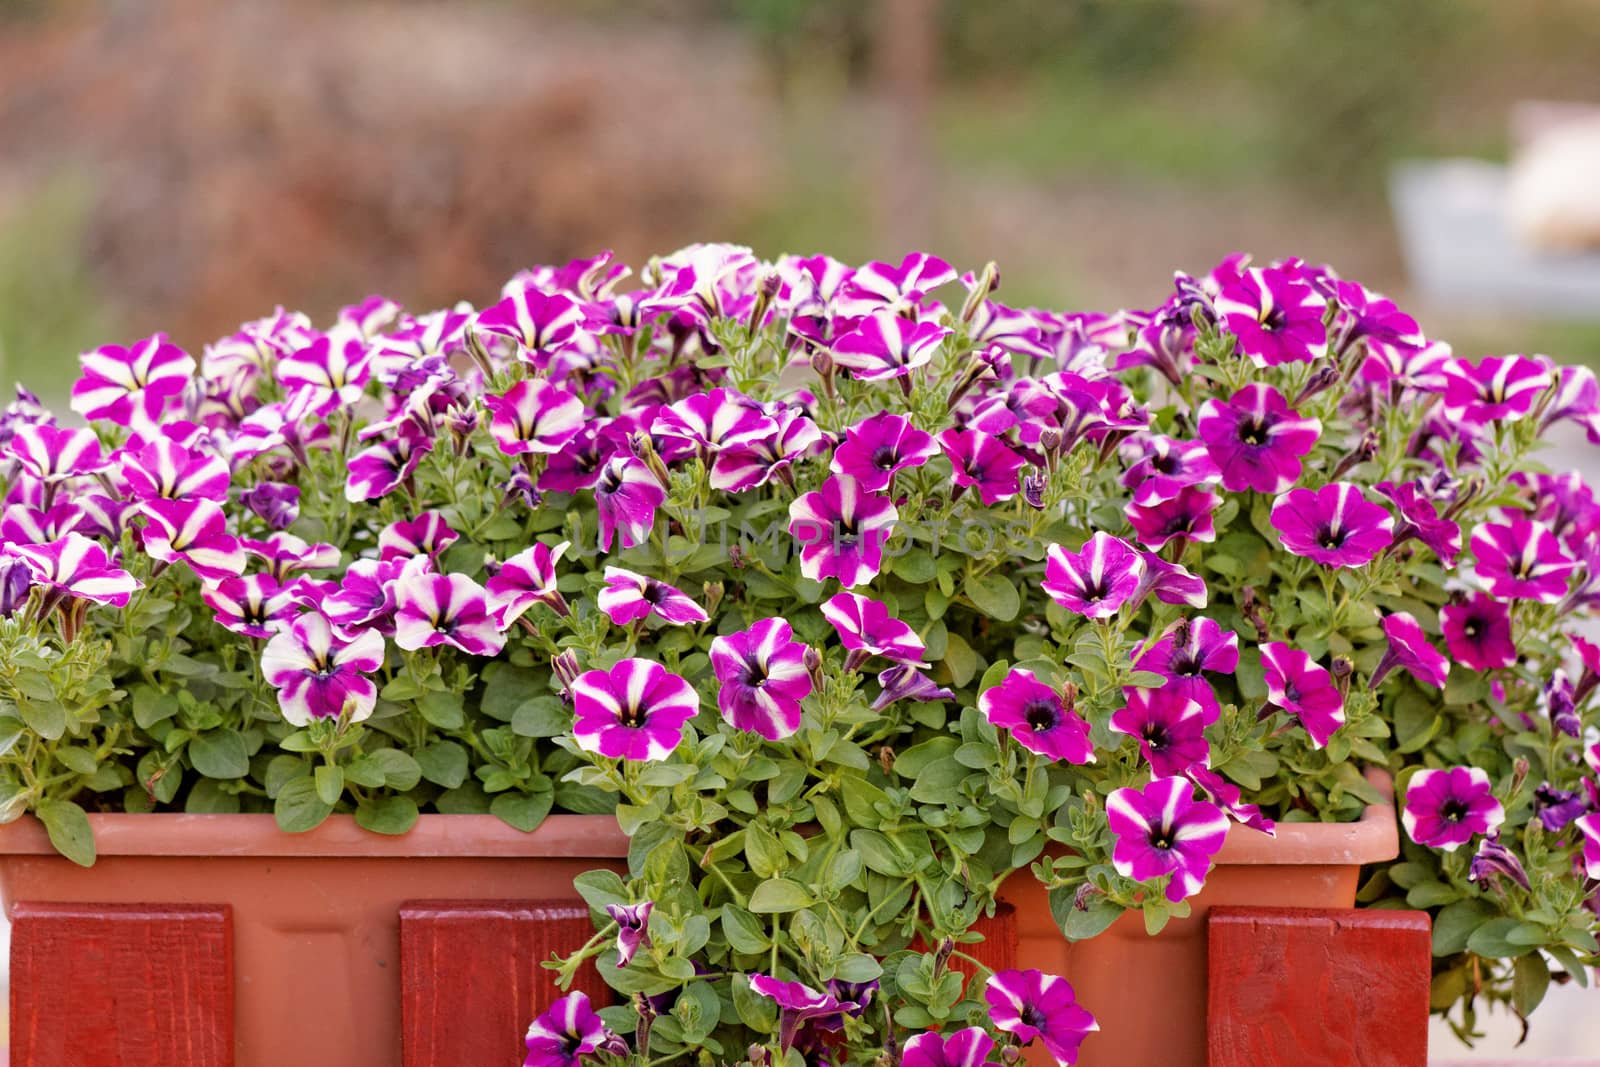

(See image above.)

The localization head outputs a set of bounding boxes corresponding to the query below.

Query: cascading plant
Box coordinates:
[1,245,1597,1066]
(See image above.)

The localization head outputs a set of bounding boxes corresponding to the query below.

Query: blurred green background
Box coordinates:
[3,0,1600,404]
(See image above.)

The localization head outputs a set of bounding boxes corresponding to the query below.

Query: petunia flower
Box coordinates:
[1469,518,1577,603]
[652,388,776,455]
[276,335,373,412]
[1577,814,1600,879]
[522,991,626,1067]
[484,379,586,456]
[0,556,31,618]
[324,557,416,637]
[1107,776,1230,904]
[345,428,433,503]
[984,969,1098,1066]
[1543,670,1581,738]
[1120,435,1221,503]
[241,483,300,530]
[710,407,825,492]
[1109,687,1211,775]
[391,571,506,657]
[1540,364,1600,443]
[1365,611,1450,690]
[1260,642,1344,747]
[871,664,955,710]
[378,512,459,564]
[1196,384,1320,494]
[201,574,297,639]
[1132,617,1239,718]
[1,501,89,545]
[1533,783,1587,833]
[592,456,665,552]
[938,428,1025,505]
[1467,834,1531,893]
[1358,337,1453,393]
[1402,766,1504,852]
[901,1027,995,1067]
[820,591,926,668]
[477,286,594,363]
[748,974,852,1052]
[788,475,898,587]
[3,423,106,484]
[835,252,956,317]
[1439,592,1515,671]
[709,618,813,741]
[140,499,248,583]
[605,901,653,968]
[1125,483,1220,550]
[12,533,141,607]
[597,567,708,627]
[979,668,1094,764]
[1440,354,1552,424]
[1186,765,1274,837]
[831,411,936,491]
[1042,533,1145,620]
[244,532,341,583]
[1214,266,1328,367]
[830,311,952,383]
[486,542,571,628]
[118,438,231,505]
[259,612,386,726]
[570,658,699,761]
[1137,553,1209,608]
[71,333,195,430]
[1331,280,1423,350]
[1375,480,1461,565]
[1270,482,1393,568]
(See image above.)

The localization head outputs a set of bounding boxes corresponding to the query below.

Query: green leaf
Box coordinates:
[480,663,545,721]
[850,829,907,876]
[1467,917,1538,960]
[573,870,629,913]
[942,633,979,687]
[491,790,553,832]
[367,748,423,791]
[748,878,813,913]
[188,730,250,780]
[1432,899,1496,956]
[893,737,960,778]
[274,775,334,833]
[342,755,388,789]
[36,798,95,867]
[1513,952,1551,1016]
[832,953,883,983]
[965,573,1019,621]
[511,696,569,738]
[414,741,468,789]
[745,824,786,879]
[17,697,66,740]
[55,746,99,775]
[314,764,345,807]
[355,795,419,836]
[1060,898,1124,941]
[417,691,465,729]
[721,905,769,954]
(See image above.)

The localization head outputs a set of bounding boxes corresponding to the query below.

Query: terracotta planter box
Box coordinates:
[998,777,1402,1067]
[0,813,628,1067]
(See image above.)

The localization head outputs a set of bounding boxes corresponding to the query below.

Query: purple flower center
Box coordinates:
[1236,417,1268,446]
[1441,798,1468,822]
[871,445,898,470]
[1140,721,1170,751]
[740,656,769,688]
[1020,1004,1048,1030]
[1023,699,1058,732]
[1260,307,1288,332]
[1147,825,1176,851]
[1316,523,1346,550]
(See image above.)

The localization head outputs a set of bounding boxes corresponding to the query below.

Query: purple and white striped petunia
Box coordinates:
[871,663,955,710]
[1269,482,1393,568]
[522,991,625,1067]
[1375,480,1462,566]
[200,574,297,639]
[484,379,586,456]
[831,411,937,491]
[0,556,30,619]
[938,428,1025,505]
[788,475,898,587]
[1469,518,1577,603]
[1370,612,1450,689]
[901,1028,995,1067]
[748,974,853,1051]
[391,571,506,657]
[1196,384,1321,494]
[1260,642,1344,748]
[324,557,417,637]
[830,311,952,383]
[596,567,708,627]
[1441,355,1553,424]
[1467,833,1531,892]
[820,591,926,667]
[140,499,248,583]
[836,252,956,316]
[652,388,776,454]
[1120,435,1222,503]
[1440,592,1516,671]
[477,286,593,361]
[1042,533,1145,620]
[486,542,571,628]
[570,658,699,762]
[979,668,1094,764]
[1109,688,1211,776]
[1214,266,1328,367]
[119,438,231,503]
[1106,776,1230,903]
[12,533,141,607]
[241,482,301,531]
[259,612,386,726]
[244,532,341,583]
[71,333,195,429]
[709,618,813,741]
[1186,765,1275,838]
[984,969,1098,1067]
[1132,617,1239,718]
[1402,766,1504,852]
[276,335,373,411]
[593,456,665,552]
[5,423,107,483]
[710,407,824,492]
[1125,483,1221,550]
[1577,814,1600,879]
[604,901,653,968]
[378,512,459,564]
[345,428,433,503]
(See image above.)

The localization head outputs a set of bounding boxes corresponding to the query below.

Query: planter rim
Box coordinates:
[0,812,629,859]
[1213,767,1397,866]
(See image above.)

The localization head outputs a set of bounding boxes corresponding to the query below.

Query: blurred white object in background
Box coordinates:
[1507,102,1600,254]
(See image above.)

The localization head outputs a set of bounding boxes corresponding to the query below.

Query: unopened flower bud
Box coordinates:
[810,348,837,402]
[1073,882,1101,911]
[503,469,541,509]
[552,650,583,697]
[1039,428,1063,453]
[932,936,955,974]
[241,482,300,531]
[1022,469,1047,510]
[1293,363,1342,407]
[1511,757,1530,800]
[878,744,896,775]
[0,557,31,619]
[1330,430,1379,481]
[702,581,724,615]
[628,432,673,490]
[960,261,1002,323]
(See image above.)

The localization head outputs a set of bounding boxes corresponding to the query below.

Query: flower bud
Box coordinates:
[552,650,583,698]
[628,431,673,491]
[702,580,724,616]
[959,260,1001,323]
[809,348,837,402]
[1329,430,1379,480]
[241,482,300,531]
[503,469,541,509]
[0,556,31,619]
[1021,469,1047,510]
[1073,882,1101,911]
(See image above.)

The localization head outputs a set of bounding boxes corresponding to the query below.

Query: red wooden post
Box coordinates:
[1208,906,1431,1067]
[399,900,611,1067]
[9,902,233,1067]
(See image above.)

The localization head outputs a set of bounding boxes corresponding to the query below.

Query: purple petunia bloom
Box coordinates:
[1370,612,1450,689]
[1215,266,1328,367]
[324,557,416,637]
[71,333,195,430]
[12,533,141,607]
[391,571,506,657]
[1120,435,1221,503]
[1375,480,1461,566]
[570,658,699,762]
[1106,776,1230,904]
[201,575,297,639]
[1543,670,1581,738]
[788,475,898,587]
[749,974,853,1052]
[1540,364,1600,443]
[478,286,593,362]
[1468,833,1531,892]
[1109,688,1211,776]
[1533,783,1587,832]
[1439,592,1516,671]
[484,379,586,456]
[709,618,813,741]
[820,591,925,668]
[345,428,433,503]
[1270,482,1393,568]
[277,335,373,411]
[241,483,300,530]
[1441,355,1552,424]
[985,969,1097,1066]
[593,456,665,552]
[938,428,1025,505]
[871,664,954,710]
[486,542,571,628]
[0,556,30,618]
[523,991,626,1067]
[1402,766,1504,852]
[259,612,386,726]
[4,423,106,484]
[831,411,936,491]
[1469,518,1576,604]
[1260,642,1344,748]
[836,252,956,316]
[710,407,824,492]
[378,512,459,565]
[901,1027,995,1067]
[830,311,952,383]
[605,901,653,968]
[139,499,248,583]
[1132,617,1239,718]
[653,388,776,455]
[1196,384,1320,494]
[1138,553,1209,608]
[980,668,1094,764]
[1125,483,1220,550]
[597,567,708,627]
[243,532,340,583]
[1042,533,1145,621]
[119,438,231,503]
[1578,814,1600,879]
[1186,765,1274,837]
